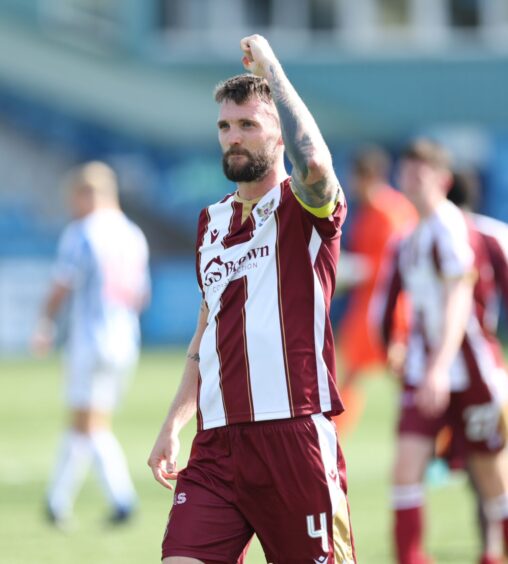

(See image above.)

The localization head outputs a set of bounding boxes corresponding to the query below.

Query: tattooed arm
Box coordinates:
[240,34,342,216]
[147,300,208,489]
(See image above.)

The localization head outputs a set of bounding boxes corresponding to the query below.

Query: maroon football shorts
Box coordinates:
[161,414,356,563]
[398,382,507,454]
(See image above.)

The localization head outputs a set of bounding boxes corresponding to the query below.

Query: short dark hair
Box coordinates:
[447,170,480,210]
[401,139,451,170]
[352,146,391,179]
[214,74,273,105]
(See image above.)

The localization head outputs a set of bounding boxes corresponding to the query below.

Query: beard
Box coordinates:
[222,147,275,182]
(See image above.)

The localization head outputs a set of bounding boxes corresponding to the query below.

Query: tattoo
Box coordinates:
[187,352,200,362]
[268,64,337,208]
[291,170,331,209]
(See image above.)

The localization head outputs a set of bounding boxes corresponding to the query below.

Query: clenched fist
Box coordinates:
[240,34,279,77]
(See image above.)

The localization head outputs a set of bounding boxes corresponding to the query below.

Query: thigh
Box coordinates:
[468,450,508,500]
[235,415,356,564]
[393,433,434,484]
[397,385,447,440]
[65,353,95,409]
[454,379,507,454]
[71,409,112,433]
[162,431,254,564]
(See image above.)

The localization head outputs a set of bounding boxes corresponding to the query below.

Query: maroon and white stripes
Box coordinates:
[195,179,346,430]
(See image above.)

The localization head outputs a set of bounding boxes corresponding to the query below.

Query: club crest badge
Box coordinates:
[256,198,275,226]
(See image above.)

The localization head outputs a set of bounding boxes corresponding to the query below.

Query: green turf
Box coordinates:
[0,351,480,563]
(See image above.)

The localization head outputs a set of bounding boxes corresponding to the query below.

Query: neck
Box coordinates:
[417,193,444,219]
[94,200,119,211]
[236,163,287,201]
[362,180,386,205]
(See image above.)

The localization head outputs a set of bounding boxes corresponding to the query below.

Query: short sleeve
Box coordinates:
[289,182,347,241]
[195,208,209,294]
[433,213,474,279]
[53,223,89,288]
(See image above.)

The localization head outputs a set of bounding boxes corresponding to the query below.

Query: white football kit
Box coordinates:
[53,208,150,410]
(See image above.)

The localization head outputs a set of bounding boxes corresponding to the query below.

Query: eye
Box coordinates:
[218,122,229,130]
[241,120,255,128]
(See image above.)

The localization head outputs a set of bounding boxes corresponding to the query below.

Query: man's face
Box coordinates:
[69,185,94,219]
[350,171,372,204]
[217,97,282,183]
[398,158,449,211]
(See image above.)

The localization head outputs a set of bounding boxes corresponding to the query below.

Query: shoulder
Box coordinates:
[432,201,468,235]
[430,202,475,274]
[284,178,346,241]
[59,218,87,248]
[199,192,235,221]
[473,213,508,243]
[123,214,148,242]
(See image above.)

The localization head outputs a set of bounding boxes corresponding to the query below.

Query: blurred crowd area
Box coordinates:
[0,0,507,352]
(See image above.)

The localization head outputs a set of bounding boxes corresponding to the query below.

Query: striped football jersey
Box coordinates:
[195,178,346,430]
[377,200,508,396]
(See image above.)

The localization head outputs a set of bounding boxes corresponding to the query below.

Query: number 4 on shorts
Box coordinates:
[306,513,329,553]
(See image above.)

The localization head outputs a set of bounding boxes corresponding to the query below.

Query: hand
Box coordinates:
[240,34,278,77]
[414,362,450,418]
[147,427,180,490]
[387,341,407,381]
[31,318,56,358]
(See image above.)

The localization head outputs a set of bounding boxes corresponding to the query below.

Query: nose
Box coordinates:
[224,126,243,147]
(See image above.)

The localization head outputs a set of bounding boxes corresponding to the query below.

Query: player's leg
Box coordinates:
[88,364,138,519]
[465,460,493,562]
[456,360,508,563]
[392,433,434,564]
[79,407,137,522]
[392,385,445,564]
[162,428,254,563]
[468,450,508,563]
[235,415,356,563]
[333,367,366,437]
[46,357,97,525]
[45,408,93,526]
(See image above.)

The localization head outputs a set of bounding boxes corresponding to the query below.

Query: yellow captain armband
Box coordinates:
[292,189,341,219]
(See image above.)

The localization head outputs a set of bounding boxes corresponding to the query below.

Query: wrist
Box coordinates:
[36,317,56,338]
[428,354,450,373]
[162,416,183,437]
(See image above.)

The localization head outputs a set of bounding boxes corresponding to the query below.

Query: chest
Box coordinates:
[199,193,282,303]
[399,228,441,305]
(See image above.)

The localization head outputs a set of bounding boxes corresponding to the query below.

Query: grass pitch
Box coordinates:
[0,350,479,563]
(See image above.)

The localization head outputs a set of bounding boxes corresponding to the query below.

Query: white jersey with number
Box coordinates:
[54,208,150,366]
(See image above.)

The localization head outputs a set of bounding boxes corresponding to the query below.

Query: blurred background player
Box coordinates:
[435,169,508,560]
[32,162,150,528]
[449,170,508,315]
[376,140,508,564]
[335,146,416,433]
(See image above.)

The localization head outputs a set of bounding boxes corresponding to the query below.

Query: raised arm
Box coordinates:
[240,34,341,216]
[147,300,208,489]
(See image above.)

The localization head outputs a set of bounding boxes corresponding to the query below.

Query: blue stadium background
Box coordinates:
[1,0,507,349]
